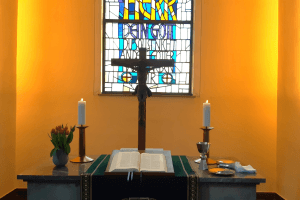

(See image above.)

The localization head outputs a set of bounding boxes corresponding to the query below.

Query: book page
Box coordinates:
[140,153,167,172]
[109,152,140,172]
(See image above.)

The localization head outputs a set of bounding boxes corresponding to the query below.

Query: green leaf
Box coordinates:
[52,134,58,146]
[66,131,73,144]
[51,139,58,148]
[57,133,62,148]
[66,144,70,155]
[50,148,56,157]
[71,125,76,132]
[64,141,68,151]
[61,134,66,145]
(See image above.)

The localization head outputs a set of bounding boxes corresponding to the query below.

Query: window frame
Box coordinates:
[94,0,201,97]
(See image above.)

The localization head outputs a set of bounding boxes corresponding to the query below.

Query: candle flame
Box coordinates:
[206,100,208,103]
[81,98,83,101]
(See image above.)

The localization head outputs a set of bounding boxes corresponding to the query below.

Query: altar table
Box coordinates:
[17,154,266,200]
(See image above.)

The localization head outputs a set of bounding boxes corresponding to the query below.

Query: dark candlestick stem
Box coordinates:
[78,125,87,157]
[70,125,94,163]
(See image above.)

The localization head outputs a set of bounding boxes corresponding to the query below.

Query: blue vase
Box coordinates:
[53,149,69,166]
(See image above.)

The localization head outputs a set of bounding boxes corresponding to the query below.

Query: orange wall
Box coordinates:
[201,0,278,192]
[277,0,300,199]
[16,0,278,192]
[0,0,17,197]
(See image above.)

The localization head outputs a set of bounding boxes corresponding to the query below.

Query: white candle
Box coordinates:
[78,98,86,125]
[203,100,210,127]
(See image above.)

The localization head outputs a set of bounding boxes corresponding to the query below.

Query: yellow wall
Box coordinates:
[277,0,300,199]
[0,0,17,197]
[15,0,278,193]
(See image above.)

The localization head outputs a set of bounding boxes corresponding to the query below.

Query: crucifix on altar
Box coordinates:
[111,48,174,153]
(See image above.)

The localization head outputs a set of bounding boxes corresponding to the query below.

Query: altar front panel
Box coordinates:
[91,175,189,199]
[82,154,197,200]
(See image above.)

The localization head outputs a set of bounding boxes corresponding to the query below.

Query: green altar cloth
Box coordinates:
[81,154,198,200]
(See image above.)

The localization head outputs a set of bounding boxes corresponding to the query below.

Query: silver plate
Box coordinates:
[214,169,235,176]
[216,160,235,164]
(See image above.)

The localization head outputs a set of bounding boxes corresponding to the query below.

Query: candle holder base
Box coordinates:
[70,155,94,163]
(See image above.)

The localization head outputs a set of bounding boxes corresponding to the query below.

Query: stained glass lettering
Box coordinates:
[103,0,193,94]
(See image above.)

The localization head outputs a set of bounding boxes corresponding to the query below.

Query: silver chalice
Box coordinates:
[196,142,211,170]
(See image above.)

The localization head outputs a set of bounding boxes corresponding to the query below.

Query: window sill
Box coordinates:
[97,93,197,98]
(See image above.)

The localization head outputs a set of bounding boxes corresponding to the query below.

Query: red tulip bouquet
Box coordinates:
[48,124,76,157]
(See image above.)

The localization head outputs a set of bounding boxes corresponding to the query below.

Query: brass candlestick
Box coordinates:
[200,126,216,165]
[70,125,94,163]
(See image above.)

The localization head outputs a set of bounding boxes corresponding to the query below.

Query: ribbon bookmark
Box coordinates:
[127,171,134,182]
[127,171,130,182]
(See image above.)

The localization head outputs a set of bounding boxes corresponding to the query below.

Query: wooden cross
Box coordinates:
[111,48,174,152]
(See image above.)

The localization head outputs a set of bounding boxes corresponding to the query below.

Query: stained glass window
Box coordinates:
[102,0,193,94]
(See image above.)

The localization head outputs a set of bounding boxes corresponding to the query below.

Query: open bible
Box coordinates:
[108,151,168,173]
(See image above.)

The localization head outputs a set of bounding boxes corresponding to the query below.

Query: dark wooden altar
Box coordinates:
[17,154,266,200]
